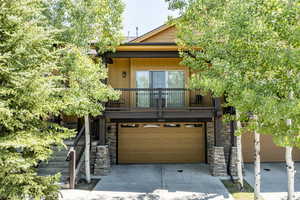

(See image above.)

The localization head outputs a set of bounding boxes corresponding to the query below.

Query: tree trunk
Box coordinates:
[286,117,294,200]
[236,111,244,190]
[254,130,261,200]
[84,115,91,183]
[286,146,294,200]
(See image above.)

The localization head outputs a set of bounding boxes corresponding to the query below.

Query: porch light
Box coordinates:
[122,71,127,78]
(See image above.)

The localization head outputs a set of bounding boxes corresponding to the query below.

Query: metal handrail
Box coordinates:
[114,88,191,91]
[106,88,208,112]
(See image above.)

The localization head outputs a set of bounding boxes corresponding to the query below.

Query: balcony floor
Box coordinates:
[104,109,214,121]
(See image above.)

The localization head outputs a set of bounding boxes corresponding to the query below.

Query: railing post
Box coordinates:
[158,89,163,117]
[69,147,76,189]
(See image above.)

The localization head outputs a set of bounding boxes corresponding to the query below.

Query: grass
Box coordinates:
[221,179,263,200]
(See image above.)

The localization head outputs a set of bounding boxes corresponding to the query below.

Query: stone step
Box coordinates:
[39,161,69,168]
[47,159,67,163]
[38,167,69,175]
[58,182,70,189]
[52,150,69,157]
[61,122,77,129]
[39,174,70,186]
[63,139,85,146]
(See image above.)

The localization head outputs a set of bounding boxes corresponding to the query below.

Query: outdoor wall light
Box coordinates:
[122,71,127,78]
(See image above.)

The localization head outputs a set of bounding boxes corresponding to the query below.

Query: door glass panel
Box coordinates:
[150,71,166,107]
[136,71,149,88]
[151,71,166,88]
[167,71,185,107]
[136,71,150,108]
[167,71,184,88]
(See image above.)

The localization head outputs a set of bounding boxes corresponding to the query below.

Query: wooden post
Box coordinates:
[99,117,106,145]
[84,115,91,183]
[69,147,76,189]
[213,98,223,146]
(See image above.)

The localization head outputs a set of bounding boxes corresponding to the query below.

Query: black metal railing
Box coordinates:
[106,88,211,111]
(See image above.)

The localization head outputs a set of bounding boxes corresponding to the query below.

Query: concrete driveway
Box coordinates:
[88,164,233,200]
[244,163,300,200]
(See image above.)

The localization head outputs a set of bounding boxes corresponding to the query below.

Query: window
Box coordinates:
[135,70,185,108]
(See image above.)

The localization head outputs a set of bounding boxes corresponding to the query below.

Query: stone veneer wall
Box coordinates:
[207,121,238,176]
[229,147,238,176]
[209,146,227,176]
[222,123,232,163]
[206,121,215,164]
[105,122,117,164]
[92,145,111,176]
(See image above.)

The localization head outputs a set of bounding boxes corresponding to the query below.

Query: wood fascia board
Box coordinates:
[115,45,202,52]
[116,45,179,51]
[130,24,174,43]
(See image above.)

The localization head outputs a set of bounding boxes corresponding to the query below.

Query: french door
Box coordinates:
[136,70,184,108]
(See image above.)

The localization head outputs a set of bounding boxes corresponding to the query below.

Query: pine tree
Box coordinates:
[0,0,124,198]
[0,0,72,199]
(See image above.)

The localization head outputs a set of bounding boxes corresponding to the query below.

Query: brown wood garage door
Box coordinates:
[118,122,205,163]
[242,132,300,162]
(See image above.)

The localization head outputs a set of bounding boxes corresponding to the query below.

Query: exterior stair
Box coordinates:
[37,142,72,188]
[37,137,86,188]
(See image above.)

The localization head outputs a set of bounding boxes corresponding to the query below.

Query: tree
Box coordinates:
[42,0,123,182]
[42,0,124,117]
[0,0,72,199]
[0,0,123,199]
[167,0,300,199]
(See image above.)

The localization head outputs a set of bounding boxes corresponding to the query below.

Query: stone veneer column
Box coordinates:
[222,123,232,164]
[93,145,111,176]
[209,146,227,176]
[206,121,215,164]
[229,146,238,176]
[105,123,117,164]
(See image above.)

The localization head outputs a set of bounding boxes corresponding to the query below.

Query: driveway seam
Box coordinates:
[161,164,165,189]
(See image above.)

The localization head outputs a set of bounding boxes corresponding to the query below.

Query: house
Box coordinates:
[42,24,300,186]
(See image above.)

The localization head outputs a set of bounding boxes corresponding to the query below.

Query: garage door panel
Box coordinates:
[242,132,300,162]
[118,145,204,152]
[118,137,203,144]
[118,152,203,163]
[118,123,205,164]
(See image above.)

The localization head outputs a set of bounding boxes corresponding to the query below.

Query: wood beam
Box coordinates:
[213,98,223,146]
[99,117,106,145]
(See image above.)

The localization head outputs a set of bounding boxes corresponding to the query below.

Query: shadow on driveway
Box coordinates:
[244,162,300,200]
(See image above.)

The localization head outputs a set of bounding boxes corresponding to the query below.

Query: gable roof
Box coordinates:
[130,24,175,43]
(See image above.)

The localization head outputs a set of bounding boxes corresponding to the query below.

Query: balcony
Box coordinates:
[105,88,215,120]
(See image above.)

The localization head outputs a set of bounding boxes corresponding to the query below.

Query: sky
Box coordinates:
[122,0,179,37]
